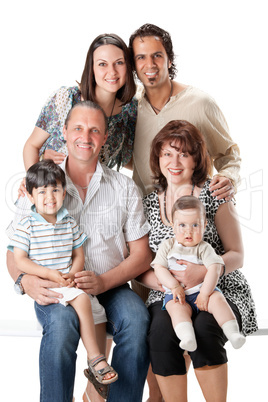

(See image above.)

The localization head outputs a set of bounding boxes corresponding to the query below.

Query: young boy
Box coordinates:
[152,195,246,352]
[8,160,118,395]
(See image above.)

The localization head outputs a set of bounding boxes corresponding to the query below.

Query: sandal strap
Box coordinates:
[88,354,106,368]
[97,366,112,376]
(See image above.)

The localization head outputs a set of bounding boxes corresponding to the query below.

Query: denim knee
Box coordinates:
[34,302,80,402]
[98,284,150,341]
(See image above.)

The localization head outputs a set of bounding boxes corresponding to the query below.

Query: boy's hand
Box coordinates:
[172,285,185,304]
[62,273,75,288]
[47,270,66,287]
[195,292,209,311]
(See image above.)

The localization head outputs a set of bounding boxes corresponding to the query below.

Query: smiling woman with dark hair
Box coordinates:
[140,119,257,402]
[23,33,137,172]
[149,120,211,192]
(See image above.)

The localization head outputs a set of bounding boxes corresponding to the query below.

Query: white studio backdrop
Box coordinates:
[1,1,267,400]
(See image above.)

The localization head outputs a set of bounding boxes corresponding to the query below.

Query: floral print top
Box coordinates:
[36,86,137,170]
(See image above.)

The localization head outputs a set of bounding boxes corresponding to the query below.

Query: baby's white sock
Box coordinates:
[221,319,246,349]
[174,322,197,352]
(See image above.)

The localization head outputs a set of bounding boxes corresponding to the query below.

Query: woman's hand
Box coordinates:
[43,149,66,164]
[170,260,207,290]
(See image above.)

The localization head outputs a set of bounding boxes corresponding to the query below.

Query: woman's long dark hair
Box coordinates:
[80,34,136,105]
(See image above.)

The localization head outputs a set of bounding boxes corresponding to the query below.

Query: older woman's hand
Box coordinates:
[209,175,235,200]
[170,260,207,290]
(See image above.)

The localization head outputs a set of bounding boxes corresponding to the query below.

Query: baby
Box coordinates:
[152,195,245,352]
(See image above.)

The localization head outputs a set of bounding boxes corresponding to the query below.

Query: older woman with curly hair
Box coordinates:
[140,120,257,402]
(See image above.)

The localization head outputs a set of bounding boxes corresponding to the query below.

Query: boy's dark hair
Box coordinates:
[171,195,206,222]
[26,160,66,195]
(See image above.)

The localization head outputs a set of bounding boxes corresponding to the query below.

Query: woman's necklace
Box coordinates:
[163,183,195,224]
[163,189,171,223]
[146,81,173,114]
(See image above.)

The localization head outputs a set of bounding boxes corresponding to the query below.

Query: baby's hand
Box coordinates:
[195,292,209,311]
[48,270,66,287]
[172,285,185,304]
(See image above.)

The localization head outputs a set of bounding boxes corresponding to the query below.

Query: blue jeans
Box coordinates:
[35,284,150,402]
[35,302,80,402]
[97,284,150,402]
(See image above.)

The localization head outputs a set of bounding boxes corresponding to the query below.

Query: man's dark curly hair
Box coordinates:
[129,23,177,80]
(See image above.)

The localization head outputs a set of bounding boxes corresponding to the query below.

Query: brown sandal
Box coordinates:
[84,354,118,399]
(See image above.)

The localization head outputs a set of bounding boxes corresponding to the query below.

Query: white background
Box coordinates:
[0,0,267,401]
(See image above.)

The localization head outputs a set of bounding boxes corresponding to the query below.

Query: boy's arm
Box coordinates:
[7,250,64,305]
[63,246,85,283]
[13,247,66,286]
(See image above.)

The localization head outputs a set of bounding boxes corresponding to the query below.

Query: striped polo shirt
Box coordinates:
[8,205,87,274]
[7,161,150,276]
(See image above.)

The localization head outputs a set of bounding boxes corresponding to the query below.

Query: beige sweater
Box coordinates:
[133,85,241,195]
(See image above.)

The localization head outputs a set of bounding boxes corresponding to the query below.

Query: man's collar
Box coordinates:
[60,157,67,172]
[60,157,104,176]
[61,158,106,193]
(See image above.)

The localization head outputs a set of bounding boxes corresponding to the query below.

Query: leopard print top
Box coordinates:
[143,180,258,335]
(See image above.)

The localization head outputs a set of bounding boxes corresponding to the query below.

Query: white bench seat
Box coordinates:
[250,319,268,336]
[1,318,267,337]
[0,319,42,337]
